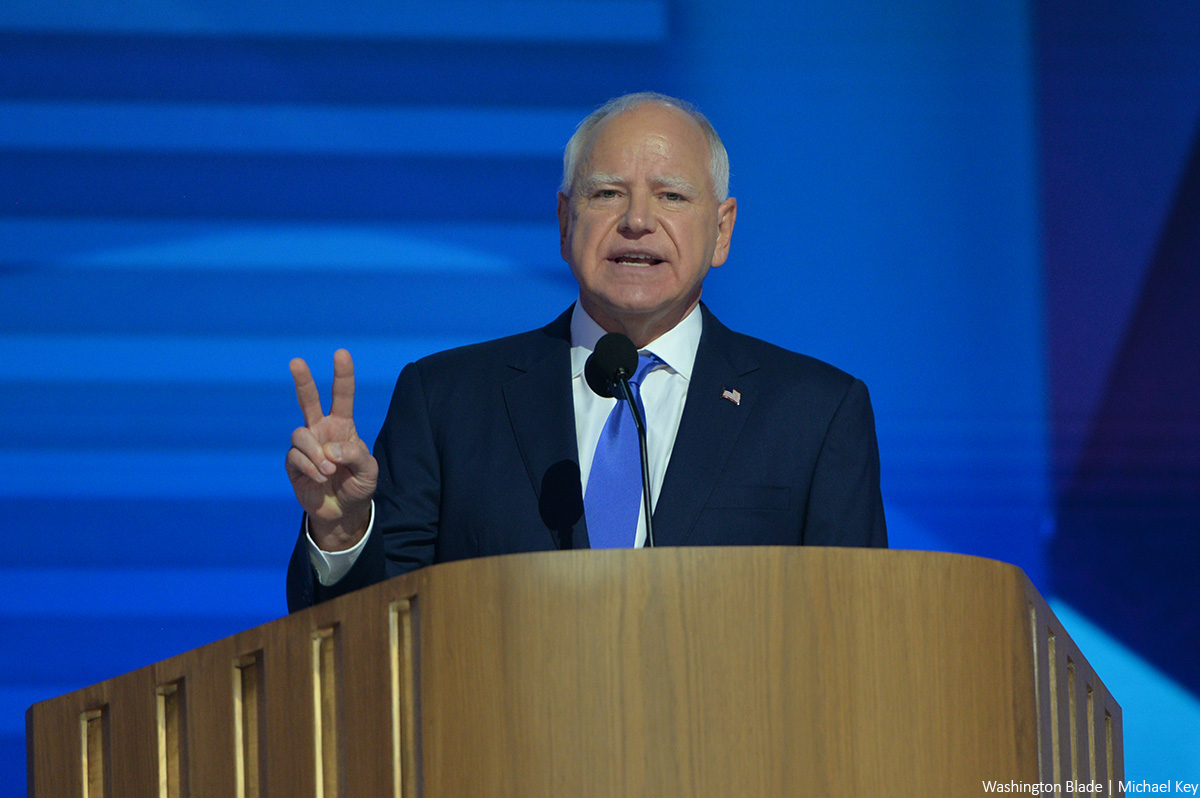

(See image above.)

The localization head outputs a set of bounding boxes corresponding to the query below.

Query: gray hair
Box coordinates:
[560,92,730,202]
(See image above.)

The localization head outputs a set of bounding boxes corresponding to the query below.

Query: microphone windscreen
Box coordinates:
[585,332,638,398]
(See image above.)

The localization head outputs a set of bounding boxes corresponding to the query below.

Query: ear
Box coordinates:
[710,197,737,268]
[557,192,571,260]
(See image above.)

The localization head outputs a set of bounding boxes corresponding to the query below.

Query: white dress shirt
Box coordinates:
[569,303,699,548]
[309,302,702,584]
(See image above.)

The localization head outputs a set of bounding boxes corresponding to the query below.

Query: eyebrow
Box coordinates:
[577,172,700,196]
[577,172,623,195]
[653,174,700,194]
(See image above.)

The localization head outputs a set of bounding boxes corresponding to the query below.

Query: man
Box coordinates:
[286,92,886,611]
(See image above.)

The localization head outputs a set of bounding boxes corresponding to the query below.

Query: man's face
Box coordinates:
[558,103,736,344]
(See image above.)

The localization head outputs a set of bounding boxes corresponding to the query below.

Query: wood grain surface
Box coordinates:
[26,548,1123,797]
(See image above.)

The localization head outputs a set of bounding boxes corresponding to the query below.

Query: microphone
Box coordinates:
[584,332,655,548]
[585,331,638,397]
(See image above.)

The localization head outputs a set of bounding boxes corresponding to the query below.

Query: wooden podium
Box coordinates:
[26,548,1123,796]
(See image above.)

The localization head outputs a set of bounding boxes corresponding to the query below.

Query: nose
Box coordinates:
[619,190,657,236]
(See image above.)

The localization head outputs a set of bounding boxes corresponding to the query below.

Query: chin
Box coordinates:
[597,294,669,318]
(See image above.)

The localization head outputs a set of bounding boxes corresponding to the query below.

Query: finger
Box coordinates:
[292,426,337,477]
[323,436,369,472]
[290,358,326,427]
[329,348,356,420]
[286,446,328,484]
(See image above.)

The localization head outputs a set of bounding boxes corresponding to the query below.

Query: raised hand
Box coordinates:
[286,349,379,551]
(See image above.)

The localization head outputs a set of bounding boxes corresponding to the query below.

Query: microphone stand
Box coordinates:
[614,374,655,548]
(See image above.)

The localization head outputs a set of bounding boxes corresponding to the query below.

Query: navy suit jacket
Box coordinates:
[287,305,886,610]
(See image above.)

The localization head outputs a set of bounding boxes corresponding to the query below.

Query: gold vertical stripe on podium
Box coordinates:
[1047,630,1060,783]
[389,599,420,798]
[1105,711,1114,788]
[155,681,187,797]
[234,652,264,798]
[1067,659,1078,780]
[1086,686,1096,781]
[1028,601,1043,778]
[312,626,340,798]
[79,707,108,798]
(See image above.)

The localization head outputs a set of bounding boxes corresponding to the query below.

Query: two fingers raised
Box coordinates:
[287,349,363,483]
[291,349,355,424]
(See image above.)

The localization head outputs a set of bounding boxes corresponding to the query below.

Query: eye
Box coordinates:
[592,188,620,200]
[661,192,686,202]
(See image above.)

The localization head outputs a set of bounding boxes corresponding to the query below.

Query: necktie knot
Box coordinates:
[629,352,660,390]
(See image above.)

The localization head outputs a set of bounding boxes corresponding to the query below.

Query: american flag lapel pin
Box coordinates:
[721,387,741,406]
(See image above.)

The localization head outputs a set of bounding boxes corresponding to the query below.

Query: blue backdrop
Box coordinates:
[2,1,1197,792]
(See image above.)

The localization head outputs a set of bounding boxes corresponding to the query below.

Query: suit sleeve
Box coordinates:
[802,378,887,547]
[286,361,441,611]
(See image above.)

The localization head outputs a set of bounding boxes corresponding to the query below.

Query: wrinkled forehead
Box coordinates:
[577,105,713,180]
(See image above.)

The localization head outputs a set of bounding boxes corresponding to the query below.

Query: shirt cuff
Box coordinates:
[306,501,375,586]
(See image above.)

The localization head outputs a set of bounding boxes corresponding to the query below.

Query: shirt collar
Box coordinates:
[569,301,702,381]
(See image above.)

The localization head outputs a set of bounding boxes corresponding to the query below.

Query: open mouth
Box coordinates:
[610,253,664,266]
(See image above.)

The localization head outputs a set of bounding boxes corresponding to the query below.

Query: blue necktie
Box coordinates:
[585,353,660,548]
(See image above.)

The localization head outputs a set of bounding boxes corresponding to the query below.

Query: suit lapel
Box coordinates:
[653,306,760,546]
[501,308,589,550]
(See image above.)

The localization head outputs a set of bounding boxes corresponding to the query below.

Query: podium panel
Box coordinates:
[27,548,1123,796]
